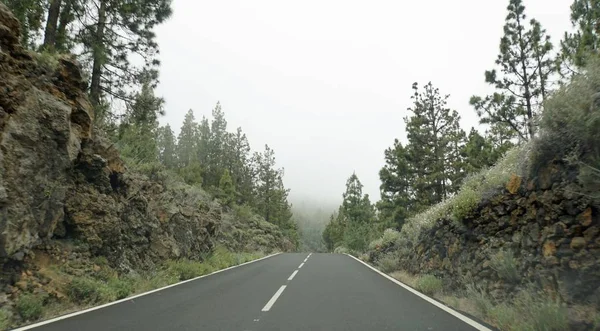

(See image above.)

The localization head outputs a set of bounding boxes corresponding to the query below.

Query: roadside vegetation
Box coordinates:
[324,0,600,329]
[5,246,265,330]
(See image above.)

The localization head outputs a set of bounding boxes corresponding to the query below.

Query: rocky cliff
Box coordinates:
[368,159,600,328]
[0,3,291,322]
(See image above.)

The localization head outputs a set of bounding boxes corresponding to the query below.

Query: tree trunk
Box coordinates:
[56,0,73,51]
[516,14,535,139]
[90,0,107,109]
[43,0,62,50]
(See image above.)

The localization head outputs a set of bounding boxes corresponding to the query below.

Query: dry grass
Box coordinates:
[389,270,418,288]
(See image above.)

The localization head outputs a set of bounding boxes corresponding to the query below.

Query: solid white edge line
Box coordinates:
[287,270,299,281]
[345,254,493,331]
[298,262,304,269]
[12,253,283,331]
[261,285,287,312]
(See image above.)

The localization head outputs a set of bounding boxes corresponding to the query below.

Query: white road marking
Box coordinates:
[298,262,304,269]
[288,270,299,281]
[12,253,283,331]
[345,254,493,331]
[262,285,287,312]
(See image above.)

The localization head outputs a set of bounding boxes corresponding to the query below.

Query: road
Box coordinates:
[16,253,492,331]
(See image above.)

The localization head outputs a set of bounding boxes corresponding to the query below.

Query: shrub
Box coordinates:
[107,278,134,300]
[166,260,203,281]
[451,187,479,222]
[381,228,401,247]
[415,275,443,296]
[0,308,9,330]
[466,283,493,317]
[489,249,520,283]
[16,294,44,321]
[333,246,349,254]
[368,238,383,251]
[207,246,236,269]
[66,277,111,304]
[377,254,399,273]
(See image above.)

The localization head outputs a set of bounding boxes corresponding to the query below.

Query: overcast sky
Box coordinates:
[155,0,572,206]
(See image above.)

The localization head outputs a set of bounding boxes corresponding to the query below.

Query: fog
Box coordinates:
[155,0,572,206]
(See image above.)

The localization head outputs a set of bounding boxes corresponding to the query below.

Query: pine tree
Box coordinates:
[462,128,495,174]
[226,128,254,205]
[79,0,172,118]
[404,82,462,209]
[560,0,600,74]
[115,80,163,163]
[253,145,285,225]
[377,139,413,230]
[197,116,211,166]
[217,169,236,208]
[471,0,553,141]
[445,111,468,194]
[3,0,45,47]
[157,124,177,168]
[205,102,228,187]
[177,109,198,168]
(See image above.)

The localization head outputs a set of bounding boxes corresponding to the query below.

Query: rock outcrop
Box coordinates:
[370,161,600,308]
[0,1,289,289]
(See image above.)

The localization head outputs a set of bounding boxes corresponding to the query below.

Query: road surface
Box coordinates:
[16,253,492,331]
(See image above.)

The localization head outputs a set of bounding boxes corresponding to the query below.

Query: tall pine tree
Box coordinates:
[470,0,553,141]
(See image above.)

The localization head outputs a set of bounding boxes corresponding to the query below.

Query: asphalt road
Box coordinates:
[17,253,490,331]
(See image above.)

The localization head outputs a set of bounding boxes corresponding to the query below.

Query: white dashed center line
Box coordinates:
[288,270,298,281]
[262,285,287,312]
[260,254,312,313]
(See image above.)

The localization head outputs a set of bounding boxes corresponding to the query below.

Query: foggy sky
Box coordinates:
[155,0,572,206]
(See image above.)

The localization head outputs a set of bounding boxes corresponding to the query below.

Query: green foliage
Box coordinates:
[531,57,600,203]
[323,173,380,252]
[3,0,44,47]
[380,228,401,247]
[217,169,236,207]
[30,51,61,72]
[66,277,113,304]
[489,250,520,283]
[107,278,134,300]
[16,294,45,321]
[157,124,178,168]
[399,144,524,242]
[177,162,204,186]
[489,290,568,331]
[333,246,349,254]
[404,82,466,208]
[560,0,600,72]
[415,275,443,296]
[377,253,400,273]
[450,187,479,222]
[166,260,211,281]
[471,0,553,141]
[0,308,9,330]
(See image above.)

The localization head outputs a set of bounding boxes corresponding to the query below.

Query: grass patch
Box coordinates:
[489,249,520,283]
[451,186,479,222]
[377,253,399,273]
[66,277,114,304]
[16,294,45,321]
[389,270,418,288]
[0,308,11,330]
[6,248,265,329]
[333,246,349,254]
[415,275,443,296]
